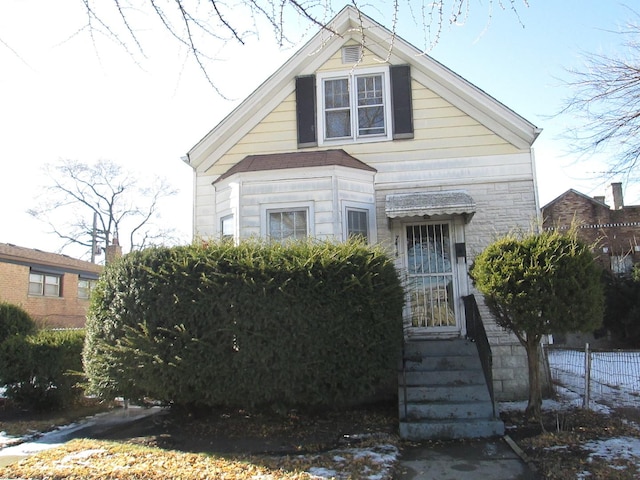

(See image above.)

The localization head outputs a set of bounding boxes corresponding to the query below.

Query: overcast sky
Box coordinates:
[1,1,637,259]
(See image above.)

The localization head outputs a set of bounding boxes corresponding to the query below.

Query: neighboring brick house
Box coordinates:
[0,243,102,328]
[541,183,640,275]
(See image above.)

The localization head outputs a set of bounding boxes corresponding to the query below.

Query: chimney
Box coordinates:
[105,237,123,264]
[593,196,606,204]
[608,183,624,210]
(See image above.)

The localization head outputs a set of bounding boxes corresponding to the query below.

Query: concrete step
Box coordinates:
[403,354,481,372]
[401,384,491,403]
[403,339,477,358]
[402,400,495,421]
[400,369,485,387]
[399,418,505,440]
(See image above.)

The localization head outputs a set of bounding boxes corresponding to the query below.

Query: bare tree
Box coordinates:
[76,0,527,93]
[28,159,179,261]
[560,14,640,182]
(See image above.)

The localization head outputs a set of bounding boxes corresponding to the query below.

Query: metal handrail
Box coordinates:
[463,294,497,418]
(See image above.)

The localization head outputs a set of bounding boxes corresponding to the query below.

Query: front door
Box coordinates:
[405,223,459,336]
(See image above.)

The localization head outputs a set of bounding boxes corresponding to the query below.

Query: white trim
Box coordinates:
[316,66,393,146]
[260,201,315,240]
[220,214,235,241]
[342,201,377,243]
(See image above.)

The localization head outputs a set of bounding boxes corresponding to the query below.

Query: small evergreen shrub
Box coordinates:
[0,302,36,343]
[84,240,404,411]
[602,271,640,347]
[0,329,86,411]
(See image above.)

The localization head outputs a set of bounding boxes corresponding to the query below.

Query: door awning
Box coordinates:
[385,191,476,223]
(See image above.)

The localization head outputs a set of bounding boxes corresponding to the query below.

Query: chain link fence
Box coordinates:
[544,344,640,409]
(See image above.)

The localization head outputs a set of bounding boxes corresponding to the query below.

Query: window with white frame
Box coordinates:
[221,215,235,241]
[318,67,392,144]
[29,271,61,297]
[78,278,97,299]
[346,208,369,241]
[268,209,308,241]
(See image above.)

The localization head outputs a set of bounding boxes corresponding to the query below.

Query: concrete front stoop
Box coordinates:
[399,338,504,440]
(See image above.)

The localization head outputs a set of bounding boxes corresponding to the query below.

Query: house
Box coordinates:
[184,6,541,439]
[542,183,640,275]
[0,243,102,328]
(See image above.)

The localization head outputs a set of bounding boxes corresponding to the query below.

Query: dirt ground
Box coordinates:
[500,406,640,479]
[94,401,399,455]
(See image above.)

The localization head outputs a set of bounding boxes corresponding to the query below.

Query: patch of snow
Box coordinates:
[59,448,106,463]
[352,444,398,465]
[307,467,339,479]
[0,431,20,448]
[582,436,640,465]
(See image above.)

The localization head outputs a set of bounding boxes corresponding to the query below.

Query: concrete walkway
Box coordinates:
[0,406,162,467]
[396,437,538,480]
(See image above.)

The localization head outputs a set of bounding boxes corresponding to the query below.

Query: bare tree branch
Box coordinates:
[559,12,640,182]
[29,159,179,261]
[68,1,528,94]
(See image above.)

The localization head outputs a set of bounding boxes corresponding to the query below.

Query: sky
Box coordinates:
[1,1,638,260]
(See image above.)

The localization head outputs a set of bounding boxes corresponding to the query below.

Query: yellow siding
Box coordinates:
[207,70,519,178]
[318,42,390,72]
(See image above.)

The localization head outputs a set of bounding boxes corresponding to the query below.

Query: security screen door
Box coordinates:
[405,223,458,332]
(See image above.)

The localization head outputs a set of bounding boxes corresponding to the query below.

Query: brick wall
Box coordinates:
[0,243,102,328]
[0,261,92,328]
[542,190,640,272]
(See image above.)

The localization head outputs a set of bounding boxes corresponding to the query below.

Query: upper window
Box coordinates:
[78,278,97,299]
[296,65,413,147]
[268,209,308,242]
[29,272,61,297]
[318,67,392,144]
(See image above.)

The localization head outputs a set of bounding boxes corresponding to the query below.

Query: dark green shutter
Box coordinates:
[296,75,317,147]
[390,65,414,139]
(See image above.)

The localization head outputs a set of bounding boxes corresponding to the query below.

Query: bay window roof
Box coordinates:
[213,149,376,184]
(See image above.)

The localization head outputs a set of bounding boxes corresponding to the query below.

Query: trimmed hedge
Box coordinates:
[0,302,36,344]
[84,240,404,410]
[0,329,86,411]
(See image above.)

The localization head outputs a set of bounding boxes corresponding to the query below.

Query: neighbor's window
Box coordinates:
[221,215,235,241]
[29,272,61,297]
[268,209,308,241]
[78,278,97,299]
[611,255,633,276]
[319,68,390,143]
[346,208,369,241]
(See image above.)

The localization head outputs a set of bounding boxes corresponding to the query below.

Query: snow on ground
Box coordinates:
[502,349,640,478]
[547,348,640,409]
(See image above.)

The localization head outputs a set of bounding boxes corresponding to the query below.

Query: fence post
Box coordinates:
[583,343,591,409]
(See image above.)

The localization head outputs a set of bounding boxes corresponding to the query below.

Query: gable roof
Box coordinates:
[213,149,376,184]
[541,189,609,211]
[0,242,102,277]
[186,5,541,174]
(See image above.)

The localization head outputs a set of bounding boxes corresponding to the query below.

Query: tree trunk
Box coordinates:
[524,337,542,420]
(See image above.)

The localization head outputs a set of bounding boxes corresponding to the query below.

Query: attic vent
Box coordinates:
[342,45,362,64]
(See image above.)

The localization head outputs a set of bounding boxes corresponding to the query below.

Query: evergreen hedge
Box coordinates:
[0,302,36,343]
[84,240,404,410]
[0,329,86,411]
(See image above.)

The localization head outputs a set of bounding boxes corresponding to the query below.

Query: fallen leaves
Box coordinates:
[0,436,399,480]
